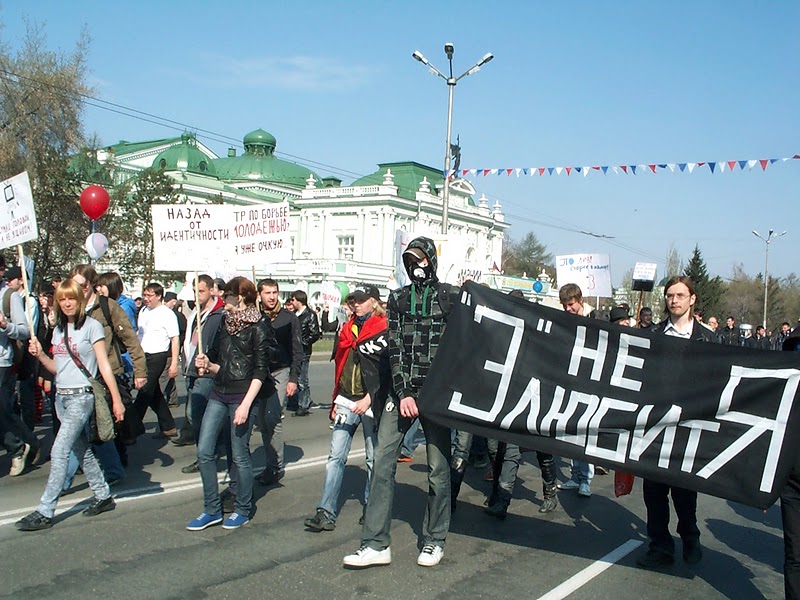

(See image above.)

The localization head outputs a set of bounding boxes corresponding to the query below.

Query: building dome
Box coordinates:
[152,133,217,176]
[212,128,320,188]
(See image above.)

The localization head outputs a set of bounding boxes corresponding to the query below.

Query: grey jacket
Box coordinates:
[0,287,30,367]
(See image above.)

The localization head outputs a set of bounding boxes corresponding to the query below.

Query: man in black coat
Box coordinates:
[289,290,320,417]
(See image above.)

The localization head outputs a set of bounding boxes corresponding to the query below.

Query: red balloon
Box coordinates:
[79,185,110,221]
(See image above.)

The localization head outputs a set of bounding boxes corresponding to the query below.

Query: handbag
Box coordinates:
[63,326,116,443]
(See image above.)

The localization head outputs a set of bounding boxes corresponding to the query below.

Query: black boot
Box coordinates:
[537,452,559,514]
[484,488,512,520]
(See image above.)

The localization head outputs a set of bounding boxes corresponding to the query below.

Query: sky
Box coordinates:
[2,1,798,286]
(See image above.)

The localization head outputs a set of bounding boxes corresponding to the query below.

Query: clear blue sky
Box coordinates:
[3,1,798,285]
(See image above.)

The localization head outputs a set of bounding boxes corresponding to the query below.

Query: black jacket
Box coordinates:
[208,315,277,396]
[266,307,303,383]
[296,307,321,356]
[185,303,225,378]
[652,318,720,343]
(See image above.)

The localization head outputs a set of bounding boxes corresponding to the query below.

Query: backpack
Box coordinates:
[2,288,26,368]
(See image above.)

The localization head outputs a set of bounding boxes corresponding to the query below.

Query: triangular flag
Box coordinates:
[667,163,676,172]
[678,163,687,172]
[770,158,779,164]
[522,168,529,176]
[782,158,790,162]
[738,160,747,170]
[556,167,563,175]
[687,163,696,173]
[574,166,582,173]
[648,164,657,174]
[539,168,546,176]
[469,169,477,176]
[592,166,601,171]
[620,165,628,174]
[658,164,668,170]
[566,167,572,176]
[748,160,758,170]
[505,169,513,176]
[727,161,737,171]
[547,167,553,176]
[707,162,714,173]
[482,169,490,176]
[611,166,619,175]
[583,166,590,177]
[601,166,609,174]
[759,159,768,171]
[698,162,706,167]
[794,154,800,159]
[630,165,637,175]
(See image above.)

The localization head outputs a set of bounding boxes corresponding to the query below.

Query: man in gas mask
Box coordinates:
[344,236,460,569]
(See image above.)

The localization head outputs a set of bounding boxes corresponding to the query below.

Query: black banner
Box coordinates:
[418,281,800,509]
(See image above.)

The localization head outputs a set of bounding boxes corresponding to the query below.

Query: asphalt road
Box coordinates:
[0,360,787,599]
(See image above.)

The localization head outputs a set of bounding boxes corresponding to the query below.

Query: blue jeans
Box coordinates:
[197,397,254,516]
[64,438,125,489]
[401,419,425,457]
[297,357,311,411]
[568,459,594,484]
[188,376,215,442]
[318,404,376,520]
[38,392,110,518]
[362,404,451,550]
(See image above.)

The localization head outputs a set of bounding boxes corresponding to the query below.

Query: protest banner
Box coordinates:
[556,253,612,297]
[419,281,800,509]
[151,202,291,271]
[0,172,38,249]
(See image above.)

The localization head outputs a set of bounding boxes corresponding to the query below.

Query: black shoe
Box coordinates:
[16,511,53,531]
[293,409,310,417]
[256,469,285,486]
[220,487,236,513]
[83,497,116,517]
[181,461,200,474]
[304,509,335,531]
[636,548,675,569]
[683,540,702,565]
[171,435,195,447]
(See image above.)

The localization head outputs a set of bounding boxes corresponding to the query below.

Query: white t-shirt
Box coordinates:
[51,317,105,388]
[137,304,179,354]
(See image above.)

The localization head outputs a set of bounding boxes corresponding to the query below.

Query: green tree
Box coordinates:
[721,264,761,325]
[683,245,724,318]
[502,231,553,278]
[105,168,182,289]
[0,21,93,288]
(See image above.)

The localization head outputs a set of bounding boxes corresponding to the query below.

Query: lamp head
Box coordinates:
[444,43,454,59]
[412,50,428,65]
[478,52,494,66]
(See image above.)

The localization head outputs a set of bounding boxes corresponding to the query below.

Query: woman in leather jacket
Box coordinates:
[186,277,275,532]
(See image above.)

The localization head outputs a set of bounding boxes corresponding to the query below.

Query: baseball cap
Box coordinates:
[350,286,381,303]
[5,266,22,281]
[164,292,178,302]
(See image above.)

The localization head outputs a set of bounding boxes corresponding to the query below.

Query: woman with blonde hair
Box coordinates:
[16,279,125,531]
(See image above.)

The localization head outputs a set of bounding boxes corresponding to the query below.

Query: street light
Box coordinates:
[412,44,493,235]
[752,229,787,329]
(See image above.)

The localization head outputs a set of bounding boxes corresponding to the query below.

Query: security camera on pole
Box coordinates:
[412,44,493,235]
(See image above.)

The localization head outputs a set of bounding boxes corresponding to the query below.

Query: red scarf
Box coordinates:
[331,313,388,401]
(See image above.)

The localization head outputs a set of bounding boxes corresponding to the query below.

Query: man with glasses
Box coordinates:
[636,275,718,570]
[134,283,180,438]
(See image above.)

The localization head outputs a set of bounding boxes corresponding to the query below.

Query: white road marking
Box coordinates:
[537,538,644,600]
[0,450,365,527]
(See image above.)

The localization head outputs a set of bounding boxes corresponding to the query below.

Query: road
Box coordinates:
[0,360,786,599]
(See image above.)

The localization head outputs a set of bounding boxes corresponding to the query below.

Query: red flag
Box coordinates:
[482,169,490,176]
[727,161,737,171]
[538,167,545,176]
[566,166,572,176]
[492,261,501,272]
[648,164,656,173]
[620,165,628,174]
[506,169,513,176]
[760,159,768,171]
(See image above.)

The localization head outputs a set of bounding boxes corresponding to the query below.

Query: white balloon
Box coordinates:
[85,233,109,260]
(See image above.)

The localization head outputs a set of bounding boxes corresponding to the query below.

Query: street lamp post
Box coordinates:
[752,229,787,329]
[412,44,493,235]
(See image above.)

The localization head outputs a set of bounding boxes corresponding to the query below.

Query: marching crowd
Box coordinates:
[2,241,800,596]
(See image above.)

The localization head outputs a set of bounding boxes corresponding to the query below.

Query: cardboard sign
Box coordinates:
[556,253,612,297]
[0,172,38,249]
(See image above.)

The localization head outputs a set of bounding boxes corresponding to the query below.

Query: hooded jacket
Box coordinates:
[387,236,460,400]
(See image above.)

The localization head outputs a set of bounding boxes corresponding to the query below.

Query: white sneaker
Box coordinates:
[557,479,579,491]
[343,546,391,568]
[578,482,592,497]
[9,443,31,477]
[417,544,444,567]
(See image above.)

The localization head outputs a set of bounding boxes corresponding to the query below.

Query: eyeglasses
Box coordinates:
[143,292,156,298]
[665,293,690,300]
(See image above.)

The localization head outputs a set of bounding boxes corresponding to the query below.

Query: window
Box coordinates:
[338,235,355,260]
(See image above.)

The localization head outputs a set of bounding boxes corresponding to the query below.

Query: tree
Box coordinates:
[683,245,724,318]
[664,243,683,280]
[105,168,182,289]
[721,264,762,325]
[0,21,94,288]
[502,231,553,278]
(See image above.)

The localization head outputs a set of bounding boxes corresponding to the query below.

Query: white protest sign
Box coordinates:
[0,172,38,249]
[320,281,343,307]
[151,202,291,271]
[632,262,658,282]
[556,253,612,297]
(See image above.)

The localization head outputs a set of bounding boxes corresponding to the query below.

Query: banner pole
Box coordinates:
[16,245,34,334]
[194,272,203,357]
[636,291,644,328]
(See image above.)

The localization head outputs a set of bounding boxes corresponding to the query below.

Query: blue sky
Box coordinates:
[3,1,798,285]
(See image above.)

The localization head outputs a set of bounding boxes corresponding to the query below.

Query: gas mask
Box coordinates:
[405,256,432,285]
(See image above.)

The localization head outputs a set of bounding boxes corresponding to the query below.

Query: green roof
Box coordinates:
[212,128,319,188]
[106,136,182,155]
[352,162,444,201]
[152,133,217,177]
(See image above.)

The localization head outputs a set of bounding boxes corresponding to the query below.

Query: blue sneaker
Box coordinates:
[222,512,250,530]
[186,512,223,531]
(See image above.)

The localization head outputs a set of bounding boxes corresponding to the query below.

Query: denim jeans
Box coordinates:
[401,419,425,457]
[197,397,254,516]
[0,366,36,455]
[318,404,376,520]
[258,367,289,473]
[296,357,311,411]
[568,459,594,484]
[64,437,125,489]
[38,392,110,518]
[362,403,451,550]
[188,376,215,442]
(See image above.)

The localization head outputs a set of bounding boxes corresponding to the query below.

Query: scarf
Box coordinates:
[264,299,282,321]
[224,305,262,336]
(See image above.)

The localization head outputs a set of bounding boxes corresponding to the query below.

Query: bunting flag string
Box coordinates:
[449,154,800,179]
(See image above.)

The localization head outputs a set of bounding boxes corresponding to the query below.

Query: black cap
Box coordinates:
[5,266,22,281]
[610,306,631,323]
[164,292,178,302]
[350,286,381,303]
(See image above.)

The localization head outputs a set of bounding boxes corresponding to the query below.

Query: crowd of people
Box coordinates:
[2,245,800,596]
